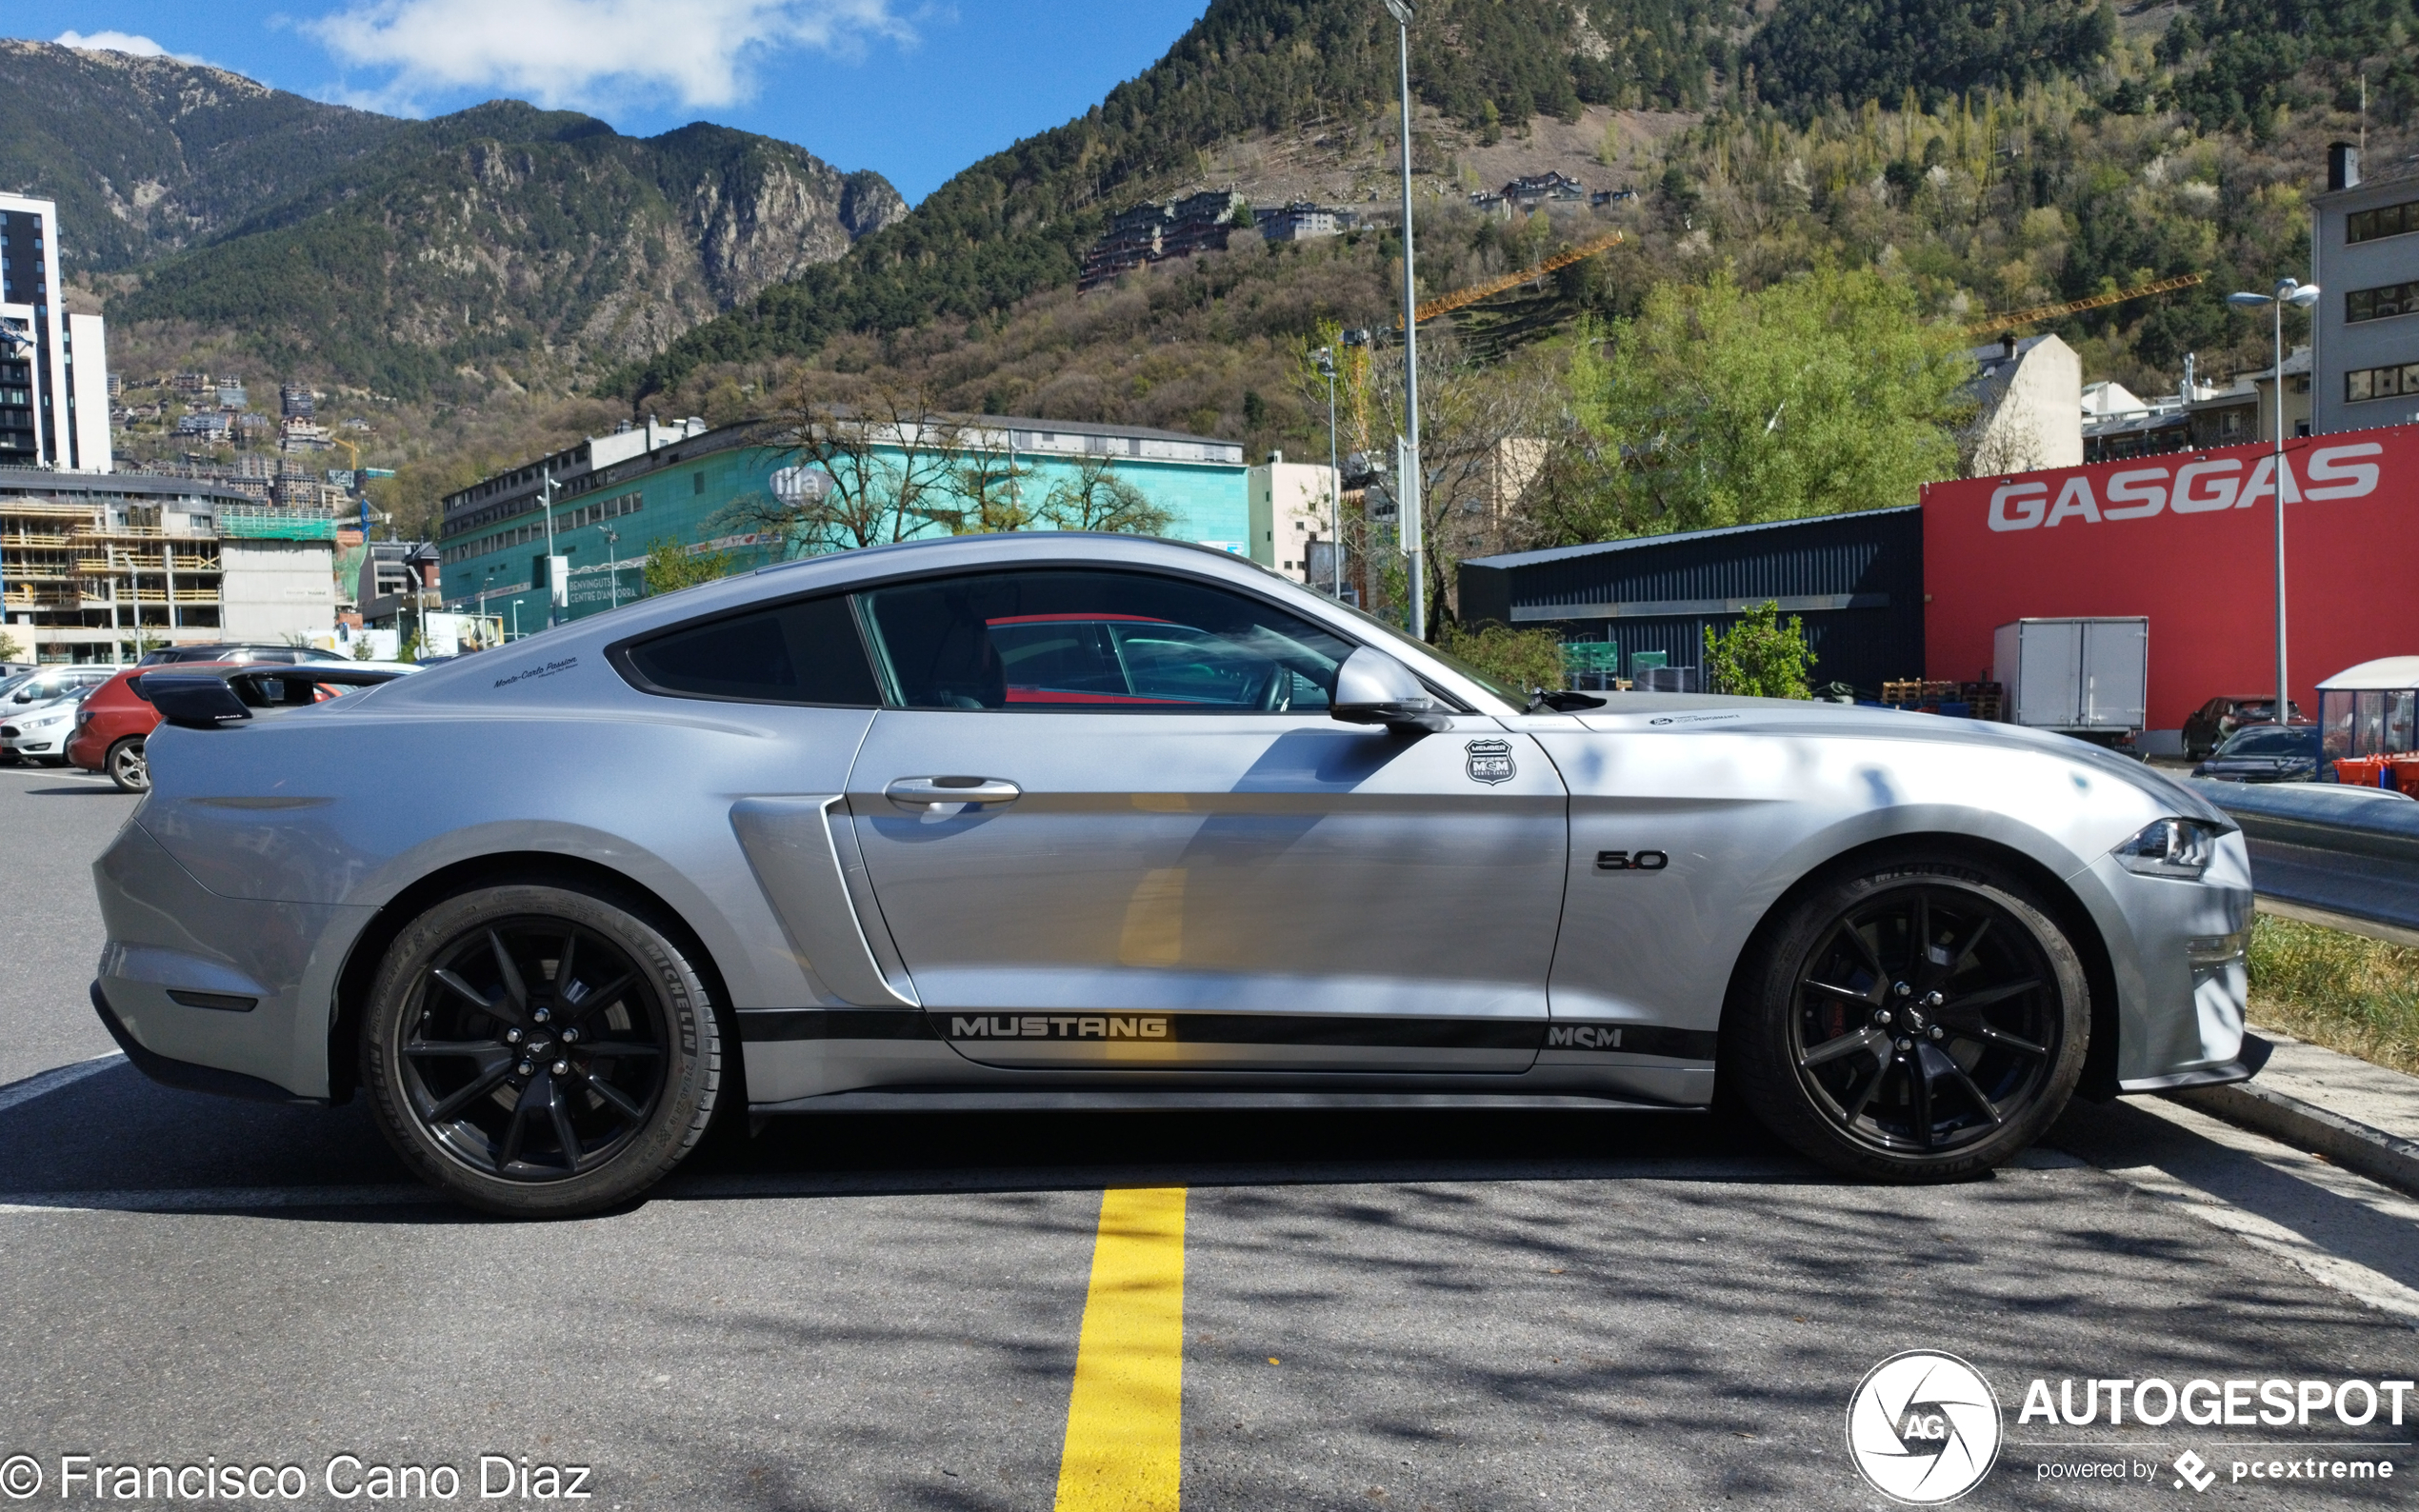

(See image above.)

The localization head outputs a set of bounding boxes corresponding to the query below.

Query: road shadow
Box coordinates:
[0,1055,1834,1222]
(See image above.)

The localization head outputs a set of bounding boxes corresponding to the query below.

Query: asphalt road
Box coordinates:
[1,763,2414,1510]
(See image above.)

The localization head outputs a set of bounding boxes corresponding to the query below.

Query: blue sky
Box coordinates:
[20,1,1212,203]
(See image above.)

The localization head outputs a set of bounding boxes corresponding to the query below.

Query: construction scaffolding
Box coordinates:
[1,496,226,648]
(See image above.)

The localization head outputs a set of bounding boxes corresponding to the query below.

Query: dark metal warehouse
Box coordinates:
[1457,507,1925,695]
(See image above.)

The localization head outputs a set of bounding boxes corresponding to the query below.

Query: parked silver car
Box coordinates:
[90,534,2260,1215]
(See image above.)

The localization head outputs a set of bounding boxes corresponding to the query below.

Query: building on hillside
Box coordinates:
[2313,144,2419,435]
[215,380,247,411]
[0,468,337,662]
[0,193,111,473]
[174,411,233,443]
[1963,332,2082,473]
[436,414,1249,632]
[1248,451,1340,586]
[358,541,441,630]
[2246,345,2313,440]
[1254,203,1356,243]
[2080,379,2192,463]
[279,383,314,420]
[1458,507,1926,697]
[1079,190,1249,288]
[1504,171,1587,209]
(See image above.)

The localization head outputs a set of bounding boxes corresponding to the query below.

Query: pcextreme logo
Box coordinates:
[1846,1351,2004,1504]
[1986,441,2382,531]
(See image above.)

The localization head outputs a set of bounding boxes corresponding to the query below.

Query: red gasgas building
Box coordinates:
[1922,425,2414,732]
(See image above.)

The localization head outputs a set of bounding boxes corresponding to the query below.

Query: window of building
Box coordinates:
[2347,281,2419,323]
[692,470,705,495]
[857,568,1349,713]
[2346,361,2419,402]
[616,594,878,706]
[2349,201,2419,245]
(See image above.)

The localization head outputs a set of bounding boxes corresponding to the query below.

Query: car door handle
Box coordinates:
[885,776,1023,812]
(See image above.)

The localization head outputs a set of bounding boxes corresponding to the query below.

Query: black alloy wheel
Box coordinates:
[106,737,149,793]
[1726,858,2089,1182]
[362,885,720,1215]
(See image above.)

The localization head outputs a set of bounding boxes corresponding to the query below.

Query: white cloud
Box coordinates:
[53,30,206,63]
[302,0,912,111]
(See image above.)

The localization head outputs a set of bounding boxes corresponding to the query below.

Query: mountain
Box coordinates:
[111,104,907,392]
[620,0,1737,401]
[0,40,907,397]
[0,39,408,269]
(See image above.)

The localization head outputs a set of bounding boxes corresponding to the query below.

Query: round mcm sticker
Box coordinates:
[1847,1351,2004,1504]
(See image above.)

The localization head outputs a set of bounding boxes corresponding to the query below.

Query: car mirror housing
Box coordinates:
[1331,647,1451,733]
[133,674,254,730]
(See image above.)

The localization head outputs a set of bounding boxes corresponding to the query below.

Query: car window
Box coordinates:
[619,594,879,706]
[859,568,1350,713]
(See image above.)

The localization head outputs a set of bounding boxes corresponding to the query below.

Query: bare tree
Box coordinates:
[725,378,969,553]
[938,426,1039,535]
[1038,454,1175,535]
[1360,334,1568,633]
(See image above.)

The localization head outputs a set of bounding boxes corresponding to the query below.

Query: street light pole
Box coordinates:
[1384,0,1425,639]
[1315,348,1340,598]
[2228,277,2322,726]
[540,466,559,627]
[604,527,620,609]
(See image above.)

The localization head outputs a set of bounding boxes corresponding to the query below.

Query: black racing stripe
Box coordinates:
[1543,1023,1718,1061]
[938,1011,1540,1049]
[739,1008,1716,1061]
[736,1008,936,1043]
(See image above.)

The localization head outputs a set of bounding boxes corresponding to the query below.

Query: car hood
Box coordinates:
[1573,692,2230,826]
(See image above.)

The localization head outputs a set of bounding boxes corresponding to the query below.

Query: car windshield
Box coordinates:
[2216,726,2312,757]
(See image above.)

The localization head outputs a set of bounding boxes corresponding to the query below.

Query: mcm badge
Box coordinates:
[1465,738,1516,785]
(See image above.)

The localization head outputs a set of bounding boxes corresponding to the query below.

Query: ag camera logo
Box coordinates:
[1847,1351,2004,1504]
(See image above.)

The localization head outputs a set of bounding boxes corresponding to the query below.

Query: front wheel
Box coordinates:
[360,884,722,1216]
[106,737,149,793]
[1723,858,2089,1183]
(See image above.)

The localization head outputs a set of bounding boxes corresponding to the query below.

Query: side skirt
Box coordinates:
[750,1087,1693,1114]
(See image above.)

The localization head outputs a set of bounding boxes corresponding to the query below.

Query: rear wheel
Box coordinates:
[106,737,149,793]
[1723,857,2089,1182]
[360,884,721,1216]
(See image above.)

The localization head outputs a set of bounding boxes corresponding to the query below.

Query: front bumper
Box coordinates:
[2070,836,2262,1093]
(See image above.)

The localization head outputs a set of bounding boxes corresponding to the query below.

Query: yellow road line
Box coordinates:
[1054,1185,1188,1512]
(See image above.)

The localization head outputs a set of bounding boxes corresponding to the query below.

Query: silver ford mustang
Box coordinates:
[90,533,2260,1215]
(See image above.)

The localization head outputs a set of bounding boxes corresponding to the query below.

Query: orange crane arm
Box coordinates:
[1966,272,2205,336]
[1401,230,1627,328]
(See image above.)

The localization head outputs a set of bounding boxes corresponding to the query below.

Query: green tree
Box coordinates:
[640,536,734,596]
[1572,263,1972,538]
[1436,621,1568,693]
[0,628,21,664]
[1703,602,1816,699]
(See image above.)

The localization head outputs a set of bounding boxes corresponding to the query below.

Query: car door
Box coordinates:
[843,565,1568,1074]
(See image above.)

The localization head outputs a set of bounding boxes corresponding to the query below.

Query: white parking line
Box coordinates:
[0,766,116,786]
[0,1054,125,1117]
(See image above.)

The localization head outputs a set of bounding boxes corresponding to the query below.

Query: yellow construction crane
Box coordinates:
[1401,229,1628,328]
[1966,272,2205,337]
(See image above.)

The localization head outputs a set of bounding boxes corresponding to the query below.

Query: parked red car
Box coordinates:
[69,662,416,792]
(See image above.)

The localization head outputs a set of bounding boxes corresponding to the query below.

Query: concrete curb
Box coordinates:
[2168,1081,2419,1199]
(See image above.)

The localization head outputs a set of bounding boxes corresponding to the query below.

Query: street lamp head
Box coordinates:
[2285,284,2322,308]
[2227,291,2274,308]
[1381,0,1415,23]
[1314,348,1335,377]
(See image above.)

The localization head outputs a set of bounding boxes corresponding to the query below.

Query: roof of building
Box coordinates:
[2320,656,2419,690]
[0,467,258,504]
[1463,506,1923,570]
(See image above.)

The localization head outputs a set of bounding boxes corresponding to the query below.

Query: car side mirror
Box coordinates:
[1331,647,1451,733]
[134,674,253,730]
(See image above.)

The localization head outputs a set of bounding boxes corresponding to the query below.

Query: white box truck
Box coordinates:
[1991,617,2148,745]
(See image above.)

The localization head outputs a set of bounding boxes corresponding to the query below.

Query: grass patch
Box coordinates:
[2247,914,2419,1076]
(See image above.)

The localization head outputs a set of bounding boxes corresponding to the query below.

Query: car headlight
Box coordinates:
[2113,817,2228,880]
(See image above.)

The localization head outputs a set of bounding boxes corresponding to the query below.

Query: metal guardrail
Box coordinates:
[2186,778,2419,944]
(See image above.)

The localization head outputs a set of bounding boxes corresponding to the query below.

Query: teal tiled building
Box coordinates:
[437,414,1250,631]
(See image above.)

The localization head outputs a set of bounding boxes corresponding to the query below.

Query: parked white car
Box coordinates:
[2,681,103,764]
